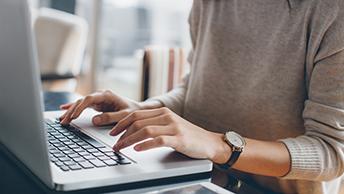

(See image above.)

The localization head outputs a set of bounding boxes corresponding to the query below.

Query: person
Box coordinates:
[59,1,344,193]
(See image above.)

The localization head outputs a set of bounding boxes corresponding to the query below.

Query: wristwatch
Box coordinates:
[219,131,246,169]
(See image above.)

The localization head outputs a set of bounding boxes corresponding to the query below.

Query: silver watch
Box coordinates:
[220,131,246,169]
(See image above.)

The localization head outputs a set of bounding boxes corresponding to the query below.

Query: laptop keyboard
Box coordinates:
[45,119,132,172]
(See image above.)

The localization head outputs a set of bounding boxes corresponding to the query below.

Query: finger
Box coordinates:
[110,108,169,136]
[60,101,81,125]
[113,115,170,140]
[133,136,177,151]
[59,99,83,120]
[59,102,77,121]
[71,95,101,119]
[60,103,74,110]
[115,125,173,151]
[92,110,129,126]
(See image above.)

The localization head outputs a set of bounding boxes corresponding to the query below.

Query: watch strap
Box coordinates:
[218,150,241,169]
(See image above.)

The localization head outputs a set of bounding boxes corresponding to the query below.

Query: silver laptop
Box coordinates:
[0,0,212,192]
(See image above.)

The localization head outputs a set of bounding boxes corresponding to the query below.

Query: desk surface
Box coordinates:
[0,92,265,194]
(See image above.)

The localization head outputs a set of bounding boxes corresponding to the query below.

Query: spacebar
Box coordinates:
[74,130,106,148]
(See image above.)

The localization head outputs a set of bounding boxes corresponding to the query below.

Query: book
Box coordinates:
[140,46,189,101]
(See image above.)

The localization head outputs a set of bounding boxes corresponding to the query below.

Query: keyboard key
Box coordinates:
[83,145,94,150]
[63,150,75,155]
[53,153,65,158]
[60,130,70,135]
[49,150,61,154]
[73,157,86,162]
[69,153,81,158]
[112,154,131,165]
[87,148,99,153]
[54,161,64,166]
[54,142,63,147]
[98,147,113,153]
[65,125,78,131]
[98,156,111,161]
[58,146,70,151]
[78,161,94,169]
[86,139,106,148]
[59,156,72,162]
[83,155,96,160]
[54,134,64,138]
[65,141,76,146]
[74,148,86,153]
[79,152,91,156]
[50,157,58,162]
[64,161,77,166]
[103,159,117,166]
[48,146,57,150]
[90,160,106,168]
[69,164,82,171]
[93,152,105,157]
[69,144,79,149]
[50,123,61,127]
[49,139,59,144]
[59,137,69,141]
[60,166,70,171]
[76,142,89,147]
[116,154,125,160]
[59,128,69,133]
[117,159,131,165]
[66,135,76,139]
[76,132,106,148]
[105,152,117,157]
[49,131,59,135]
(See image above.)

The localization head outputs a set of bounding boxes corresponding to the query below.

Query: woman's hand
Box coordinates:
[59,90,143,126]
[111,107,232,164]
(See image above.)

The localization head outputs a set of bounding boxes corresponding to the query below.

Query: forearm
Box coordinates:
[213,136,291,177]
[235,138,290,177]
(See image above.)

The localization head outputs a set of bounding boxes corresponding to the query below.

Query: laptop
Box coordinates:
[0,0,212,192]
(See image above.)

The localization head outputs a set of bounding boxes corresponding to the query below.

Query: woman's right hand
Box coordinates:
[59,90,144,126]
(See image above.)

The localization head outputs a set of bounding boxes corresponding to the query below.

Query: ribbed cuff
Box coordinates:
[279,137,322,180]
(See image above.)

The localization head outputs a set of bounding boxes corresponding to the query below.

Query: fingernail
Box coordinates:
[60,118,70,126]
[109,129,116,136]
[112,144,119,152]
[134,145,141,151]
[94,116,101,124]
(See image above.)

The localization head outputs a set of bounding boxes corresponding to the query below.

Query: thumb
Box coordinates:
[92,110,129,126]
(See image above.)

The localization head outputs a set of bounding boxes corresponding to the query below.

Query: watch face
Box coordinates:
[226,132,244,148]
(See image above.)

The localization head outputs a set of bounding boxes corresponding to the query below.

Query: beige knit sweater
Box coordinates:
[153,0,344,193]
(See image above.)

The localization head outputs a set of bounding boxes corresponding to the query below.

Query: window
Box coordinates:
[37,0,193,100]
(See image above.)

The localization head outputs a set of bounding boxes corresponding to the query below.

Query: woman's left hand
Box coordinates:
[111,107,231,164]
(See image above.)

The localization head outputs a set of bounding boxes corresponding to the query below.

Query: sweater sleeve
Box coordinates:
[280,5,344,181]
[149,51,192,115]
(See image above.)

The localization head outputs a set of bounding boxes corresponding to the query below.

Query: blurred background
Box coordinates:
[29,0,193,101]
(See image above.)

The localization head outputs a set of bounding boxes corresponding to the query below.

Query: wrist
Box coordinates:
[209,133,232,164]
[138,99,163,110]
